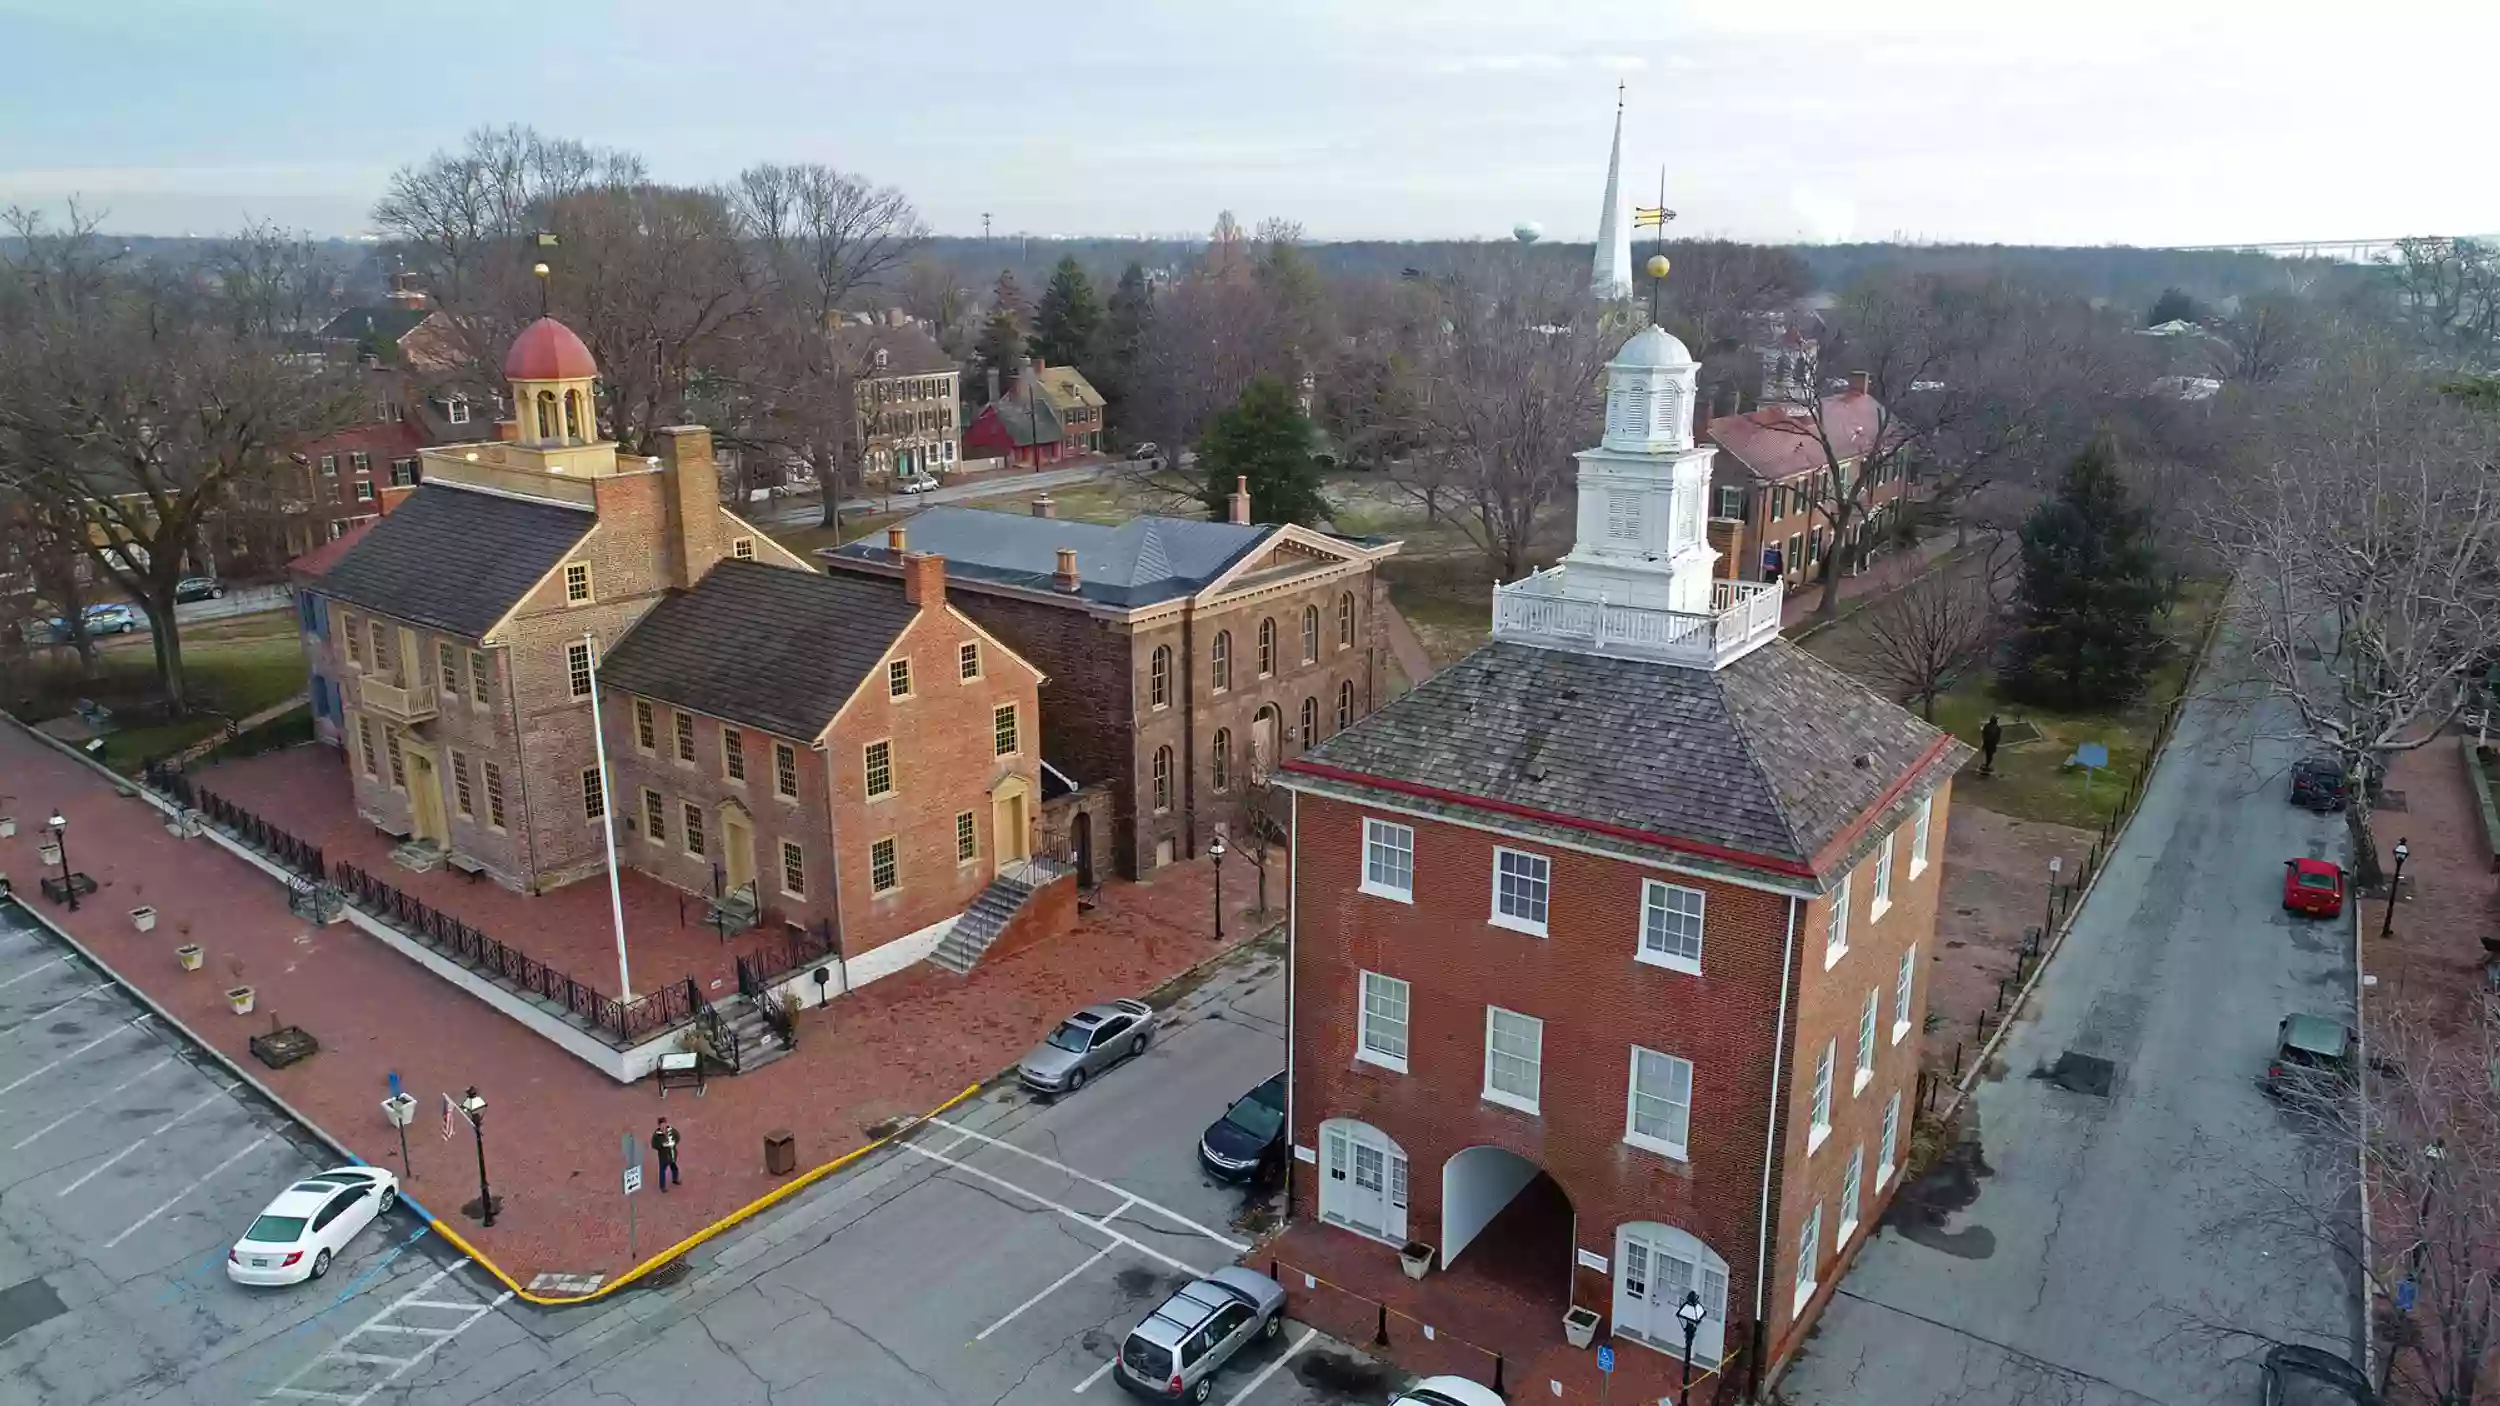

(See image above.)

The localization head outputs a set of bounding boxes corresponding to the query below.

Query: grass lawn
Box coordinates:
[44,609,314,771]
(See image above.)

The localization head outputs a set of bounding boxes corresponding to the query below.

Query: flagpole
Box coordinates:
[583,630,633,1001]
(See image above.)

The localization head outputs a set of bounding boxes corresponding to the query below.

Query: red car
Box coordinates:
[2282,857,2345,918]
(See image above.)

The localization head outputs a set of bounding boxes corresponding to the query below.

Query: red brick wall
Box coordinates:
[604,701,840,934]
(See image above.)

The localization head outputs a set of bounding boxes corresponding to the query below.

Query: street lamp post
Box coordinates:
[49,810,76,912]
[2381,838,2410,941]
[1675,1290,1707,1406]
[460,1086,497,1227]
[1208,835,1227,940]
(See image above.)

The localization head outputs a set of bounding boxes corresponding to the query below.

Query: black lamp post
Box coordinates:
[1208,834,1227,939]
[49,810,76,912]
[460,1086,497,1227]
[1676,1290,1707,1406]
[2381,838,2410,941]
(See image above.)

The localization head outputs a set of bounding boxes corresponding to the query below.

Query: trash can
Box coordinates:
[764,1128,796,1176]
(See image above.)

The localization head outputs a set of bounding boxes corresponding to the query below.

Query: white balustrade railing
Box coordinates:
[1492,571,1783,667]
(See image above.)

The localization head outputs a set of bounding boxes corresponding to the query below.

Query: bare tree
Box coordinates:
[2206,292,2317,386]
[2381,236,2500,370]
[1848,541,2013,720]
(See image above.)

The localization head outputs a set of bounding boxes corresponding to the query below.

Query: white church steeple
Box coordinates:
[1590,89,1633,302]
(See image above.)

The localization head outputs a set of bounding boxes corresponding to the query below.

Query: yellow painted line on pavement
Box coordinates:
[428,1081,983,1307]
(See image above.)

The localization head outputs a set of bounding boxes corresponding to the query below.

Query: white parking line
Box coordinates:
[1073,1357,1118,1393]
[0,955,70,991]
[0,1015,149,1101]
[103,1132,276,1248]
[925,1117,1252,1252]
[1223,1326,1317,1404]
[356,1324,456,1337]
[896,1141,1207,1277]
[266,1389,357,1402]
[1090,1194,1137,1229]
[2,981,112,1034]
[974,1246,1111,1343]
[57,1090,231,1196]
[13,1054,176,1149]
[262,1259,514,1406]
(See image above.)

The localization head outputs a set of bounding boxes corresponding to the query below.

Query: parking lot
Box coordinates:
[0,900,526,1406]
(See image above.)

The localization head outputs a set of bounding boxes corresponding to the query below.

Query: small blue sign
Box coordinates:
[2069,742,2109,771]
[1596,1345,1616,1374]
[388,1070,402,1098]
[2397,1278,2418,1313]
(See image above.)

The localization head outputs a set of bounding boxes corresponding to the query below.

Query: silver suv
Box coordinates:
[1114,1267,1287,1401]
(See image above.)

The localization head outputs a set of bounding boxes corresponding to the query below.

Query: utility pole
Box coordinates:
[982,212,992,242]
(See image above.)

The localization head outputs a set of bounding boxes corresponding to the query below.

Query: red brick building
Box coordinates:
[961,358,1104,468]
[1277,323,1967,1399]
[1704,377,1913,588]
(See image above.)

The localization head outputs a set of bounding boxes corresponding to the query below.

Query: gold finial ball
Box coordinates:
[532,262,551,278]
[1646,254,1671,279]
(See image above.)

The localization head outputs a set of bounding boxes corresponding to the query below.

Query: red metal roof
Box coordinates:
[503,317,598,382]
[1705,391,1892,483]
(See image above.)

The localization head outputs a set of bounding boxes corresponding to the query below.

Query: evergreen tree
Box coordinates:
[1031,256,1102,370]
[974,272,1027,394]
[1997,437,2168,708]
[2145,286,2205,325]
[1098,262,1153,439]
[1197,376,1328,526]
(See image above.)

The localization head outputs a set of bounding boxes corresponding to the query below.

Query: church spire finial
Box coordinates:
[1590,91,1633,301]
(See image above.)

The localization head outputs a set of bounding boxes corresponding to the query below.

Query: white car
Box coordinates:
[1391,1378,1509,1406]
[226,1165,400,1285]
[894,473,941,495]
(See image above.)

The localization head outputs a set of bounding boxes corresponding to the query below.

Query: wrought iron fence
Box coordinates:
[735,920,840,1000]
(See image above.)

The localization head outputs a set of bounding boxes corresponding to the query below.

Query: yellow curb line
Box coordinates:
[430,1081,984,1307]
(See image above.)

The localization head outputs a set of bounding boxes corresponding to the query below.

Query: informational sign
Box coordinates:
[623,1164,644,1195]
[1596,1345,1615,1374]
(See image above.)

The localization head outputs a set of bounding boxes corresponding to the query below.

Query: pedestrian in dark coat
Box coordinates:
[653,1117,681,1190]
[1980,713,2004,776]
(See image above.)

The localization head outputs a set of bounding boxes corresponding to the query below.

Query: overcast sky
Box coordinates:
[3,0,2491,247]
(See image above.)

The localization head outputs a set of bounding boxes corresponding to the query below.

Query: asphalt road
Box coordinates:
[739,461,1118,529]
[1780,615,2362,1406]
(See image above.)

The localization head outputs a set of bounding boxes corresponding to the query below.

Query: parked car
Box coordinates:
[1114,1266,1286,1401]
[1390,1379,1509,1406]
[174,576,224,602]
[2264,1014,2356,1096]
[1018,998,1157,1096]
[1198,1072,1287,1184]
[2289,758,2347,812]
[894,472,941,495]
[2259,1342,2375,1405]
[1125,441,1161,460]
[2281,858,2345,918]
[226,1166,400,1285]
[82,603,139,634]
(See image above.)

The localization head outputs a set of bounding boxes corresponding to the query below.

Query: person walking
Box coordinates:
[652,1117,682,1191]
[1980,713,2004,777]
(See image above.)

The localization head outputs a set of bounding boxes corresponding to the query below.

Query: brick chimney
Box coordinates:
[885,523,907,557]
[1706,517,1744,581]
[1031,495,1058,518]
[1846,371,1870,397]
[1054,547,1081,593]
[1227,476,1251,525]
[903,552,946,609]
[657,425,726,590]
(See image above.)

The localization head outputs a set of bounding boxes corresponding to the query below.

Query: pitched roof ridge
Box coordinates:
[1703,653,1814,862]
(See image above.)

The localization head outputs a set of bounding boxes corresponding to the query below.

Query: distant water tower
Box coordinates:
[1513,221,1543,245]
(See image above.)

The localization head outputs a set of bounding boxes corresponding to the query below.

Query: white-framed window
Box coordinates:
[674,710,697,764]
[1357,970,1409,1072]
[1878,1091,1901,1188]
[580,766,605,822]
[682,802,706,859]
[1808,1039,1833,1154]
[354,480,376,502]
[1361,818,1414,902]
[566,639,594,700]
[1893,945,1917,1043]
[1481,1006,1543,1113]
[320,454,338,475]
[774,740,799,800]
[870,836,898,893]
[1909,793,1933,878]
[1824,873,1851,969]
[1625,1045,1694,1160]
[1870,830,1895,920]
[864,739,894,798]
[1794,1202,1823,1314]
[642,789,666,846]
[1855,989,1879,1095]
[1149,645,1171,709]
[1838,1147,1864,1244]
[887,657,912,698]
[446,397,471,425]
[780,840,806,899]
[564,562,592,604]
[732,536,755,561]
[1491,847,1550,936]
[1639,879,1704,974]
[959,641,981,680]
[1716,484,1744,519]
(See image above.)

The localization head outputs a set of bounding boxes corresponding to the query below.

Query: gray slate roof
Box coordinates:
[1294,639,1960,877]
[314,484,593,639]
[825,505,1271,609]
[831,322,957,377]
[598,558,921,741]
[319,305,434,347]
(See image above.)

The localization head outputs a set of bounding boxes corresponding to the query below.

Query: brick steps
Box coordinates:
[930,860,1068,974]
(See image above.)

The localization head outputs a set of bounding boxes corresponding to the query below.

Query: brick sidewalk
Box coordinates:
[1782,531,1964,631]
[0,721,1272,1292]
[2359,734,2495,1026]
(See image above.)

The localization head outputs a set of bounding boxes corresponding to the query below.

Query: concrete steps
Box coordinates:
[929,860,1069,975]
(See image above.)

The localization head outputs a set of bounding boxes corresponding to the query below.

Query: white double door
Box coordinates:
[1614,1223,1730,1364]
[1320,1121,1408,1243]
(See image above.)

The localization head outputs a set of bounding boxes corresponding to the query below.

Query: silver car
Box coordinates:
[1115,1266,1287,1401]
[1017,997,1156,1095]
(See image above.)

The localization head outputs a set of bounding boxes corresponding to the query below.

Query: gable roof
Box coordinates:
[598,558,921,741]
[1032,364,1104,413]
[318,305,435,349]
[980,385,1065,447]
[314,484,594,639]
[832,322,956,378]
[823,504,1271,609]
[1705,391,1893,483]
[1286,638,1965,882]
[287,517,382,582]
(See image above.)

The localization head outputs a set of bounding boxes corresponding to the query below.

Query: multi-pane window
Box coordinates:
[781,840,806,897]
[1211,729,1231,793]
[370,621,391,675]
[1824,873,1851,967]
[1336,680,1353,729]
[682,802,706,858]
[1809,1039,1834,1149]
[345,615,362,666]
[564,563,592,604]
[1871,830,1896,917]
[643,790,666,845]
[566,639,594,700]
[1795,1203,1824,1310]
[723,730,746,782]
[870,837,899,893]
[1838,1148,1864,1241]
[351,451,370,473]
[775,741,799,799]
[1492,848,1551,934]
[959,641,981,680]
[1482,1006,1543,1112]
[452,752,474,817]
[386,732,406,788]
[1893,945,1917,1041]
[1210,631,1231,691]
[1257,618,1275,676]
[1151,746,1173,812]
[1627,1045,1695,1158]
[357,717,377,776]
[1855,989,1879,1094]
[1300,605,1319,663]
[674,711,696,763]
[437,642,458,696]
[1338,592,1354,647]
[1149,646,1171,709]
[955,811,977,863]
[634,698,655,751]
[1640,880,1706,973]
[1879,1092,1901,1186]
[732,537,756,561]
[888,658,912,698]
[864,740,894,798]
[1358,970,1410,1070]
[993,704,1018,757]
[1299,696,1317,747]
[1910,794,1933,876]
[484,762,506,829]
[581,766,606,822]
[469,650,489,704]
[354,480,376,503]
[1362,818,1414,900]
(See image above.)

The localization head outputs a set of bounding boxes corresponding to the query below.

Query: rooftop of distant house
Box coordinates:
[1705,385,1899,483]
[831,319,956,378]
[825,504,1270,609]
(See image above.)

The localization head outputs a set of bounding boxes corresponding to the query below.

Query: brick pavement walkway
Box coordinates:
[1781,531,1964,631]
[0,721,1275,1292]
[2359,733,2495,1028]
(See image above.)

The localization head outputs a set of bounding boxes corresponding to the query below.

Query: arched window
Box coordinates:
[1210,631,1232,692]
[1318,1119,1409,1242]
[534,389,559,443]
[1301,605,1320,663]
[1299,697,1318,748]
[1338,591,1355,647]
[564,388,585,442]
[1211,728,1231,792]
[1151,746,1173,813]
[1336,679,1354,730]
[1257,618,1276,676]
[1149,645,1171,710]
[1613,1223,1732,1366]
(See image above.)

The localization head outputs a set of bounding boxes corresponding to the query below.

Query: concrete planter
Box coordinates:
[1563,1306,1602,1349]
[131,907,158,933]
[177,944,204,972]
[226,986,255,1016]
[0,816,15,839]
[1399,1243,1434,1280]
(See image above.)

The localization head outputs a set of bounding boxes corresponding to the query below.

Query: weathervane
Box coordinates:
[1634,167,1677,322]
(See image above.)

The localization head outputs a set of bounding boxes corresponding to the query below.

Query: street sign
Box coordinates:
[623,1164,643,1195]
[1597,1345,1615,1374]
[2397,1278,2418,1313]
[2070,741,2109,771]
[388,1070,402,1099]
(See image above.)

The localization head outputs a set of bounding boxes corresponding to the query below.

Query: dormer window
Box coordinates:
[445,396,471,425]
[873,348,890,370]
